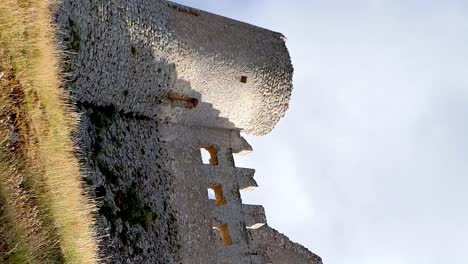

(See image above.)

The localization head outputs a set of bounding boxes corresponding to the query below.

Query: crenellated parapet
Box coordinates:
[161,120,320,263]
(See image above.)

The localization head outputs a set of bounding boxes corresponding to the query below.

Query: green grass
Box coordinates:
[0,0,98,263]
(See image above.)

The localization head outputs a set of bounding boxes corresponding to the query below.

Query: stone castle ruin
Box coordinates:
[56,0,322,263]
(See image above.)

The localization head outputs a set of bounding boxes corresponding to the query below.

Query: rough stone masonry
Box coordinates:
[55,0,323,263]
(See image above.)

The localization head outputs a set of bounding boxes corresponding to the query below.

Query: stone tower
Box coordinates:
[56,0,322,263]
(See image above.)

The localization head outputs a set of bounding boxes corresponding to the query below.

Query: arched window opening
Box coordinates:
[213,224,232,246]
[207,185,226,206]
[207,188,216,200]
[200,145,218,165]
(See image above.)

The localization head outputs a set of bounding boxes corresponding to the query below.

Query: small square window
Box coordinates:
[240,76,248,83]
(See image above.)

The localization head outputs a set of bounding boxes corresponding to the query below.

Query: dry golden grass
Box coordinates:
[0,66,64,263]
[0,0,98,263]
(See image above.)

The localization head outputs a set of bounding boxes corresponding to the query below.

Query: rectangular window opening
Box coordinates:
[167,91,198,109]
[240,76,248,83]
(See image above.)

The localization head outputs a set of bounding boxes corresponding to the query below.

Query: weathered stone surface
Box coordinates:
[55,0,321,263]
[249,226,323,264]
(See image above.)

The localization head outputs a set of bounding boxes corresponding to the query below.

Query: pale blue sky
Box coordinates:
[172,1,468,263]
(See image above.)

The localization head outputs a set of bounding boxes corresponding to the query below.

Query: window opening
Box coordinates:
[207,188,216,200]
[207,185,226,206]
[200,145,218,165]
[213,224,232,246]
[167,91,198,109]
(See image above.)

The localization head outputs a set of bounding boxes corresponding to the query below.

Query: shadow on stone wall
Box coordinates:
[170,79,235,129]
[55,1,239,263]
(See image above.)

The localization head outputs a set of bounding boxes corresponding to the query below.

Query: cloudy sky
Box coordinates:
[172,1,468,263]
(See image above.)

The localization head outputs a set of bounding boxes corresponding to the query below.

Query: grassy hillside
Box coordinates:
[0,0,97,263]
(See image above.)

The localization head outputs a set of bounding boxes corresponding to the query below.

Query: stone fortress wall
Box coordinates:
[55,0,322,263]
